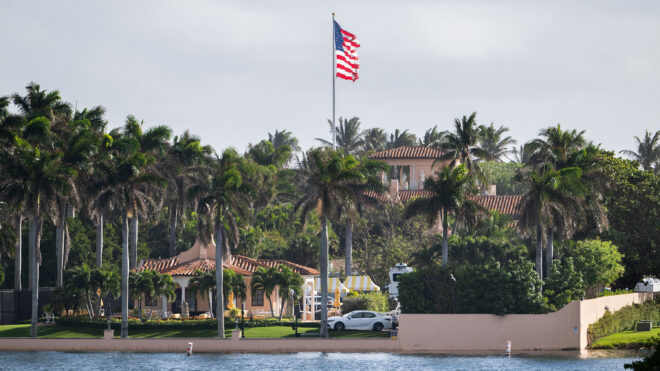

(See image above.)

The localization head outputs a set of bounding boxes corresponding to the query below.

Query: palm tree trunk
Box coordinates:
[129,215,138,269]
[168,204,178,257]
[29,215,39,338]
[55,221,64,288]
[344,219,353,276]
[96,215,103,268]
[546,231,554,276]
[208,290,213,319]
[121,215,129,339]
[14,215,22,291]
[62,204,74,271]
[268,298,275,318]
[441,209,449,267]
[215,223,225,338]
[319,218,329,338]
[279,297,286,321]
[535,224,543,281]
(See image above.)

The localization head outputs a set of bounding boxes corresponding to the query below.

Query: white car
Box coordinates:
[327,310,393,331]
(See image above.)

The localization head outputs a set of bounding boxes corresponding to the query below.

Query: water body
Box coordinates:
[0,351,640,370]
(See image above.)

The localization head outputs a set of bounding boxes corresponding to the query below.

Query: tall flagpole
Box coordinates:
[332,12,336,150]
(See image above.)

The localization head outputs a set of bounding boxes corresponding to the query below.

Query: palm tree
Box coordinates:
[435,112,489,181]
[294,148,374,337]
[317,116,364,154]
[223,269,246,308]
[512,143,534,165]
[192,149,249,338]
[527,124,586,169]
[516,166,584,281]
[421,125,445,147]
[189,270,217,318]
[478,123,516,161]
[387,129,417,149]
[111,115,171,268]
[148,272,175,320]
[341,157,387,276]
[250,266,280,318]
[269,129,300,152]
[276,265,303,320]
[160,131,212,256]
[362,128,388,153]
[0,133,76,337]
[620,130,660,172]
[89,132,164,338]
[404,164,479,267]
[129,271,154,322]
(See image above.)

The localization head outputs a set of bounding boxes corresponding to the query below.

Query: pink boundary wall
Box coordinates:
[397,292,654,352]
[0,293,652,353]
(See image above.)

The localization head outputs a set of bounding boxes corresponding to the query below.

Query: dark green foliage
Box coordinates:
[54,316,321,330]
[447,235,529,268]
[542,258,585,311]
[588,297,660,346]
[398,259,546,315]
[596,154,660,287]
[341,292,390,314]
[480,161,527,195]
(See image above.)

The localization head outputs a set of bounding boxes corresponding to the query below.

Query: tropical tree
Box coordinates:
[387,129,417,149]
[159,130,212,256]
[435,112,488,181]
[89,122,165,337]
[619,129,660,173]
[527,124,586,169]
[421,125,445,147]
[129,270,154,322]
[192,148,249,338]
[148,272,176,319]
[276,265,303,320]
[250,266,280,318]
[110,115,171,268]
[362,128,388,153]
[0,121,75,337]
[189,269,217,318]
[317,116,364,154]
[269,129,300,152]
[478,123,516,161]
[294,148,381,337]
[223,269,246,305]
[404,164,479,267]
[511,143,534,165]
[516,166,584,281]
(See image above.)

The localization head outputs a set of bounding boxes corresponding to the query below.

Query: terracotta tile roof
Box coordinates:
[370,146,443,160]
[467,195,523,217]
[398,189,434,203]
[396,190,522,216]
[134,255,318,277]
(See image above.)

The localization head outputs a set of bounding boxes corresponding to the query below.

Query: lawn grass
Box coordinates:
[0,324,389,339]
[592,327,660,349]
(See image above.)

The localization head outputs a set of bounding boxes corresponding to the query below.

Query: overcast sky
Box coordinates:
[2,1,659,155]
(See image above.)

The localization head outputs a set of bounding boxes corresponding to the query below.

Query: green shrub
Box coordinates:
[398,259,547,315]
[54,316,321,330]
[597,289,633,297]
[588,297,660,347]
[341,292,389,314]
[543,258,585,311]
[624,336,660,370]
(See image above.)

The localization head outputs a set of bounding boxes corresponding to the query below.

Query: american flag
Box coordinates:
[334,21,360,81]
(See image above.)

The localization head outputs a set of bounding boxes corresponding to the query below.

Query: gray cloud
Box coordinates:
[1,0,659,154]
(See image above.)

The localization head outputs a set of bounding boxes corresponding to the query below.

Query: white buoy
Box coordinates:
[187,342,193,356]
[505,340,511,356]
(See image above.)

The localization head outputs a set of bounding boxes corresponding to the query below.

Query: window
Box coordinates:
[392,273,402,282]
[252,288,264,306]
[351,312,364,319]
[363,312,376,318]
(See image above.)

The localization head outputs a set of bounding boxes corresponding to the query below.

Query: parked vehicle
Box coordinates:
[327,310,393,331]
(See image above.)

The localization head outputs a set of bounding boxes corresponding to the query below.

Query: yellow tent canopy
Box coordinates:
[343,275,380,291]
[313,277,349,293]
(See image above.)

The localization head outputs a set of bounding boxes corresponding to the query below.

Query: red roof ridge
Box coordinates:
[369,146,443,160]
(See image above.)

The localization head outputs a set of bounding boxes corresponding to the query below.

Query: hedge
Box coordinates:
[341,292,390,314]
[55,316,320,330]
[587,297,660,347]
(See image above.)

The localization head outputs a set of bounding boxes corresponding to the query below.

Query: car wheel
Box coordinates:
[373,322,384,332]
[334,322,345,331]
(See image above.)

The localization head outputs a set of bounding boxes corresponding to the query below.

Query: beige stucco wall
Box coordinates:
[398,292,654,352]
[4,293,651,354]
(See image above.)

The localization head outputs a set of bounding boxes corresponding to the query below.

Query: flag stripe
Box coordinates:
[334,20,360,82]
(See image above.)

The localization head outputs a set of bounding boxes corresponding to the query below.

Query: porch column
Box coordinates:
[411,164,417,189]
